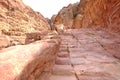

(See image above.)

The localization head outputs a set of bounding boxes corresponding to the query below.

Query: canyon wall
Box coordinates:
[0,0,50,34]
[0,0,50,48]
[53,3,79,29]
[81,0,120,33]
[53,0,120,33]
[0,1,61,80]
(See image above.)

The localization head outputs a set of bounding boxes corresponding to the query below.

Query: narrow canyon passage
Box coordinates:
[48,28,120,80]
[0,0,120,80]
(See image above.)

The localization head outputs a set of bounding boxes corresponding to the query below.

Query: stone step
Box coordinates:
[71,57,86,65]
[57,52,69,58]
[76,71,117,80]
[52,65,75,75]
[55,57,71,65]
[48,75,77,80]
[48,29,120,80]
[58,48,67,52]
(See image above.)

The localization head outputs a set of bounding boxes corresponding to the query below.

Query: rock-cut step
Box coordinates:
[48,75,78,80]
[51,65,75,75]
[48,60,77,80]
[48,29,120,80]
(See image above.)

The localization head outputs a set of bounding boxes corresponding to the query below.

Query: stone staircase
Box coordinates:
[48,29,120,80]
[0,28,120,80]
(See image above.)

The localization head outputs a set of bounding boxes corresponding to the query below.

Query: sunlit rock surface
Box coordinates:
[53,0,120,33]
[81,0,120,33]
[0,0,50,47]
[0,32,61,80]
[53,3,79,29]
[0,0,120,80]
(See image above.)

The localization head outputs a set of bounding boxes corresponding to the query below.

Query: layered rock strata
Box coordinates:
[0,0,50,48]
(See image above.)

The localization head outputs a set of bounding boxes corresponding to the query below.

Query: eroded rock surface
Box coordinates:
[81,0,120,33]
[0,0,50,47]
[0,0,120,80]
[0,0,50,33]
[53,0,120,33]
[53,3,79,29]
[0,32,61,80]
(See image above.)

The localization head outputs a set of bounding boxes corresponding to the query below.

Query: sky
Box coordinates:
[23,0,80,18]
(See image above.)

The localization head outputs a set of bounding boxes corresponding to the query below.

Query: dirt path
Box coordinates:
[48,29,120,80]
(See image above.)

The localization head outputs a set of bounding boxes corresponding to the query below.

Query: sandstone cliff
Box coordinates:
[52,0,89,29]
[53,2,79,29]
[53,0,120,33]
[0,0,50,48]
[81,0,120,33]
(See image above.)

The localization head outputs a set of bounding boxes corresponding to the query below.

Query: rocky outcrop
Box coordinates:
[53,0,120,33]
[72,14,83,29]
[50,15,57,30]
[0,0,50,33]
[0,31,61,80]
[52,0,89,29]
[0,35,11,49]
[0,0,50,46]
[77,0,90,14]
[51,15,56,24]
[72,0,89,28]
[53,3,79,29]
[81,0,120,33]
[46,18,53,30]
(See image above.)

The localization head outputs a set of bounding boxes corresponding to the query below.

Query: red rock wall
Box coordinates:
[0,0,50,35]
[53,3,79,29]
[0,0,51,46]
[81,0,120,32]
[53,0,120,33]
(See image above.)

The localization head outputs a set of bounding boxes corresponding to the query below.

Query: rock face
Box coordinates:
[72,0,89,28]
[0,0,50,46]
[0,0,50,33]
[81,0,120,33]
[0,35,11,49]
[53,3,79,29]
[72,14,83,29]
[52,0,88,29]
[0,31,61,80]
[53,0,120,33]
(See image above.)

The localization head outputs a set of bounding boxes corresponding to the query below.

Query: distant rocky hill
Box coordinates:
[0,0,50,48]
[53,0,120,33]
[52,2,79,29]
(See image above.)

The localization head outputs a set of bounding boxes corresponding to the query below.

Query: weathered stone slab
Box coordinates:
[0,34,61,80]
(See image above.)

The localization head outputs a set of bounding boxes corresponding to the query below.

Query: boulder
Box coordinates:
[54,24,66,33]
[0,35,11,49]
[0,33,61,80]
